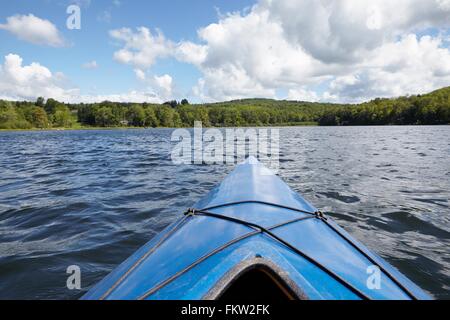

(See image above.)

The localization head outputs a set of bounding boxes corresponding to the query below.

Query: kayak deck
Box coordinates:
[82,157,430,300]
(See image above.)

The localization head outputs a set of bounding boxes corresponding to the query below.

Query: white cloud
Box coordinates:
[75,91,162,104]
[0,14,65,47]
[188,8,324,101]
[152,74,174,100]
[109,27,208,68]
[82,60,98,69]
[3,1,450,104]
[107,1,450,102]
[109,9,320,101]
[263,0,450,64]
[192,64,277,102]
[185,0,450,102]
[0,54,169,104]
[287,88,320,102]
[327,34,450,101]
[133,71,175,101]
[0,54,75,101]
[175,42,208,66]
[110,27,173,69]
[134,68,146,81]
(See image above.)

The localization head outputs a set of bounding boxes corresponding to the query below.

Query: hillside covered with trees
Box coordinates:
[1,87,449,130]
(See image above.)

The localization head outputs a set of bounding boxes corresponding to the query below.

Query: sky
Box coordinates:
[0,0,449,104]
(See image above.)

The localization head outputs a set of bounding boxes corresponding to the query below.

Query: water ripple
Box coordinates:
[0,127,449,299]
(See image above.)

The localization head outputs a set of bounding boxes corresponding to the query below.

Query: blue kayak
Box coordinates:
[83,157,430,300]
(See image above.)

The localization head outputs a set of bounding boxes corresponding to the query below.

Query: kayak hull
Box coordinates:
[82,157,431,300]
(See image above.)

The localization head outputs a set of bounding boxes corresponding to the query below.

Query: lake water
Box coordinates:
[0,126,449,299]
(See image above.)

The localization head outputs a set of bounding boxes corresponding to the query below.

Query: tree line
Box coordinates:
[317,88,450,125]
[1,87,449,130]
[0,98,75,129]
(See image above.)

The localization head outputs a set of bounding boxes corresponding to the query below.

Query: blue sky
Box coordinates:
[0,0,255,101]
[0,0,449,103]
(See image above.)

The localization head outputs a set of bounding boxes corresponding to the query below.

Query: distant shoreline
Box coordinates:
[1,86,449,130]
[0,122,318,132]
[0,126,148,132]
[2,123,450,133]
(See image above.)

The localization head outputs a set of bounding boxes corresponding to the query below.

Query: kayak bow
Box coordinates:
[83,157,431,300]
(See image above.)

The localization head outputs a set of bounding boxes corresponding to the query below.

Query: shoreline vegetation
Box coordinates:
[0,87,449,131]
[0,122,320,132]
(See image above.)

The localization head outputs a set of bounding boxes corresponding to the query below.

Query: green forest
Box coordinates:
[1,87,449,130]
